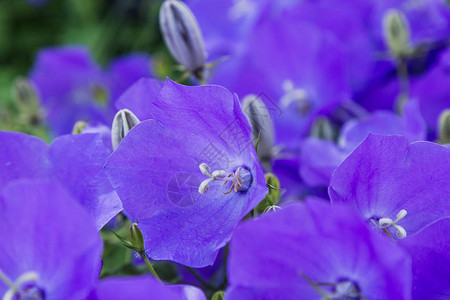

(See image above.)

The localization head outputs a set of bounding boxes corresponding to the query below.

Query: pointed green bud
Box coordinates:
[438,109,450,144]
[128,223,145,254]
[265,172,281,205]
[211,291,225,300]
[159,0,207,79]
[111,109,140,150]
[310,116,336,141]
[72,121,88,134]
[13,77,43,126]
[13,77,39,110]
[383,9,412,58]
[256,173,281,213]
[242,94,275,162]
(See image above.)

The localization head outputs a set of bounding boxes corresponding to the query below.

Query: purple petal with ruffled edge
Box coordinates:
[49,133,122,230]
[0,180,102,299]
[338,100,426,152]
[399,218,450,300]
[227,200,411,300]
[114,78,163,120]
[300,100,426,188]
[89,276,206,300]
[105,79,267,267]
[0,131,122,230]
[329,134,450,237]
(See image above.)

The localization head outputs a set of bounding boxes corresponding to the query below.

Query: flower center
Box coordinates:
[301,273,363,300]
[198,163,252,195]
[280,80,310,115]
[370,209,408,240]
[1,271,45,300]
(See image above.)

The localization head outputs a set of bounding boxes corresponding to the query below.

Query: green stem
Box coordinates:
[396,58,410,114]
[144,256,160,281]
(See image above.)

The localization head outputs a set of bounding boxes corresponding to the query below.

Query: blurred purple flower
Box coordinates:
[189,1,350,150]
[300,100,426,187]
[89,275,206,300]
[0,130,122,230]
[0,180,102,299]
[29,46,152,136]
[105,79,267,267]
[226,200,411,299]
[329,134,450,240]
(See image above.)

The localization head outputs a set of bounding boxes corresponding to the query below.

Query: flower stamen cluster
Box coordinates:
[198,163,246,195]
[377,209,408,240]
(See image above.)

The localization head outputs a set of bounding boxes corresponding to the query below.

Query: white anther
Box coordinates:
[395,209,407,222]
[378,209,408,240]
[211,170,226,179]
[378,218,393,227]
[393,224,407,239]
[280,80,308,109]
[199,163,212,177]
[198,178,214,194]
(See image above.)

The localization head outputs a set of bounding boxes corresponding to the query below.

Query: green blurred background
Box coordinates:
[0,0,169,136]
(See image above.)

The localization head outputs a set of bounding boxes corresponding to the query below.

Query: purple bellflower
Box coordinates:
[226,200,411,299]
[29,46,152,136]
[329,134,450,240]
[0,180,103,300]
[105,79,268,267]
[300,100,426,187]
[188,0,350,150]
[0,131,122,230]
[89,275,206,300]
[399,218,450,299]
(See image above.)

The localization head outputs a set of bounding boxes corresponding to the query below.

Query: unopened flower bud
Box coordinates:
[256,172,281,213]
[242,94,275,162]
[14,77,39,109]
[128,223,145,253]
[111,109,140,150]
[383,9,412,58]
[159,0,207,78]
[438,109,450,144]
[72,121,87,134]
[310,116,336,141]
[14,77,43,126]
[211,291,225,300]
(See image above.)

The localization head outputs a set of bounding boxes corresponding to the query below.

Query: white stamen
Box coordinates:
[378,209,408,239]
[199,163,212,177]
[211,170,226,178]
[198,163,229,194]
[280,80,309,111]
[198,178,214,194]
[263,205,281,213]
[393,224,407,239]
[378,218,393,227]
[396,209,407,220]
[2,271,39,300]
[197,163,247,195]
